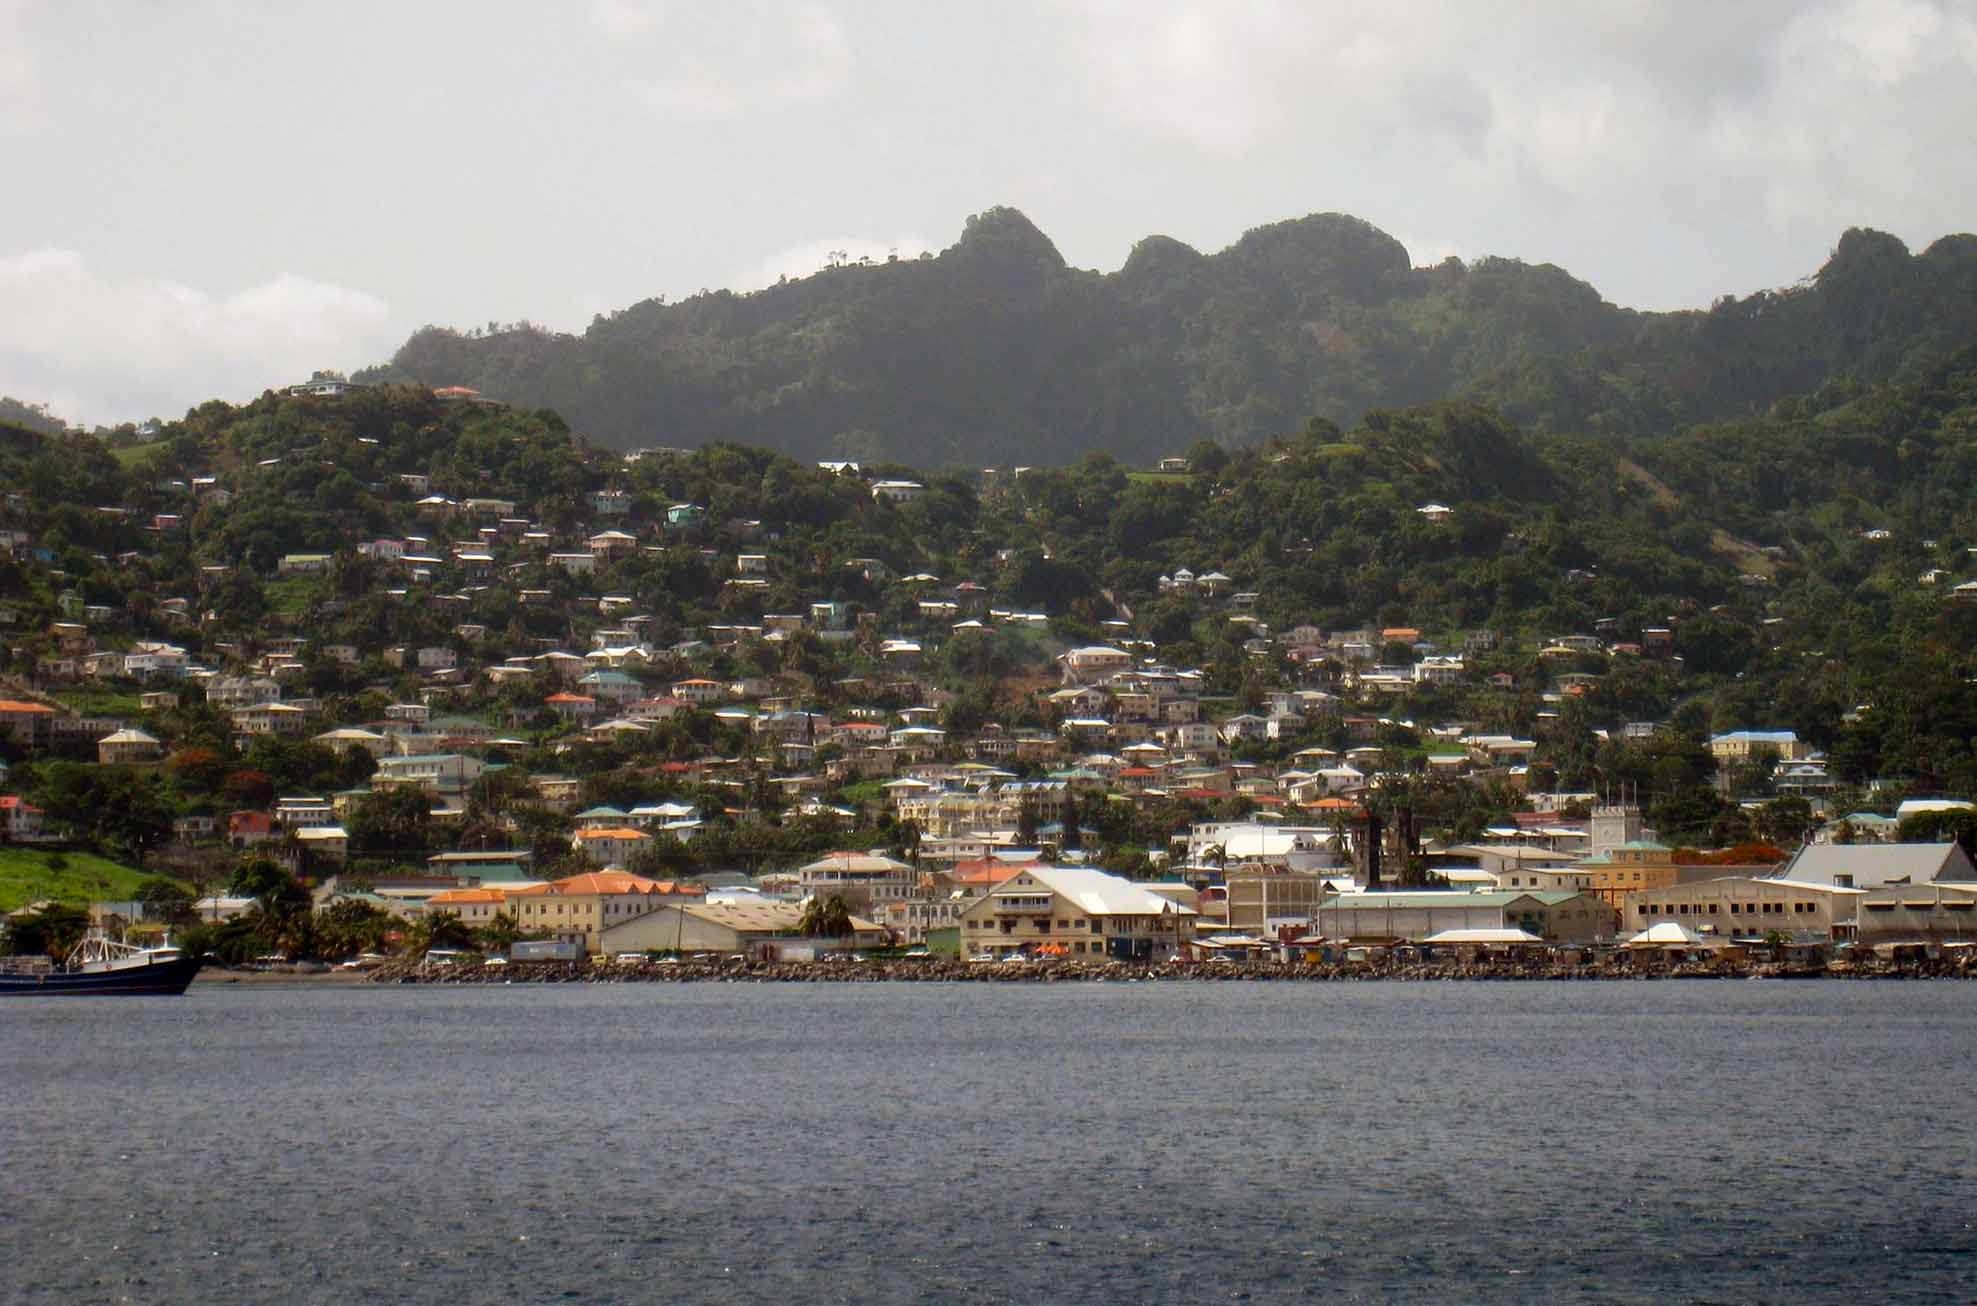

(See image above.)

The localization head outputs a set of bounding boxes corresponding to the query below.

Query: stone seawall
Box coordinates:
[368,954,1977,984]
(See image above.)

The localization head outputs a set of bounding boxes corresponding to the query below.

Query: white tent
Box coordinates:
[1625,921,1707,949]
[1423,928,1545,946]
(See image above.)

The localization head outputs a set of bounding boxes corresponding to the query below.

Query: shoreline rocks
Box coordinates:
[364,953,1977,985]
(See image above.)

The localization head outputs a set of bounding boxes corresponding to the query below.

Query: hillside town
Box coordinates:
[2,383,1975,971]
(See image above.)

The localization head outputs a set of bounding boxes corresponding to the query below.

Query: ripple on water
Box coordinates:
[4,981,1975,1304]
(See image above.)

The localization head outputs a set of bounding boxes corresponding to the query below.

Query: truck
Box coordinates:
[509,939,583,962]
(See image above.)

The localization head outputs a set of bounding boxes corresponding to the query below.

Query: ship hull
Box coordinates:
[0,954,204,996]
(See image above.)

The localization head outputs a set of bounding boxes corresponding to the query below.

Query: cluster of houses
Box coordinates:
[61,816,1972,964]
[5,423,1976,965]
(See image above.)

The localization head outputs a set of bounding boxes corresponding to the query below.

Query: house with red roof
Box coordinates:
[1,795,45,840]
[228,810,277,847]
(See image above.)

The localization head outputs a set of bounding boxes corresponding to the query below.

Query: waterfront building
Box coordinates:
[1771,842,1977,890]
[956,865,1198,961]
[506,869,704,952]
[1621,876,1864,941]
[1310,891,1614,945]
[598,900,888,958]
[1852,882,1977,947]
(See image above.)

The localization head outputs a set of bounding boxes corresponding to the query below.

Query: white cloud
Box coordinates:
[590,0,657,36]
[0,249,398,426]
[0,0,41,134]
[1066,0,1977,304]
[728,235,932,293]
[624,1,852,119]
[784,3,850,102]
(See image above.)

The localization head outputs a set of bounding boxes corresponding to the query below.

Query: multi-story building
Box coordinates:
[373,753,485,794]
[1621,876,1864,941]
[506,870,704,952]
[1708,730,1812,764]
[797,851,921,906]
[956,865,1198,961]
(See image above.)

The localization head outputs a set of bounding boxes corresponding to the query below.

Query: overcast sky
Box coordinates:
[3,0,1975,426]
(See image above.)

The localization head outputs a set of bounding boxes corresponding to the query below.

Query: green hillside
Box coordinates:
[0,849,172,913]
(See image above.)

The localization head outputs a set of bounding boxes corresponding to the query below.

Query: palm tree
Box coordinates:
[797,893,853,939]
[477,910,522,953]
[405,910,475,956]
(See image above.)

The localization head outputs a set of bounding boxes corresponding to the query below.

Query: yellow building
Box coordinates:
[1571,842,1777,916]
[1708,730,1812,763]
[507,870,704,952]
[957,866,1197,961]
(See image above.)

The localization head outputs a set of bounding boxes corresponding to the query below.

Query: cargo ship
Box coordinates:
[0,931,202,996]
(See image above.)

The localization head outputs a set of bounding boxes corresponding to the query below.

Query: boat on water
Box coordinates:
[0,931,203,996]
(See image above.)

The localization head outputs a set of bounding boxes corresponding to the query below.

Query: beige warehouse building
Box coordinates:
[1852,882,1977,946]
[1622,876,1864,940]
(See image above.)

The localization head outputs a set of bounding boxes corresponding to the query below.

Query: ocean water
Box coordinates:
[3,980,1975,1304]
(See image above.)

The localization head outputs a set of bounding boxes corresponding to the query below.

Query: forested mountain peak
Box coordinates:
[1118,234,1203,283]
[946,205,1067,276]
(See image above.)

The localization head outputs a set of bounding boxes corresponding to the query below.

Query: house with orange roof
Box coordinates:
[0,699,58,747]
[948,856,1038,898]
[425,886,512,929]
[570,826,652,865]
[545,691,598,722]
[506,869,704,952]
[669,678,725,705]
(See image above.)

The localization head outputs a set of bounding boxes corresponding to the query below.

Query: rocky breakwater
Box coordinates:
[363,951,1977,984]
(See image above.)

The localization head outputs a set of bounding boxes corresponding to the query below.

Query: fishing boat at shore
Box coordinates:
[0,931,203,996]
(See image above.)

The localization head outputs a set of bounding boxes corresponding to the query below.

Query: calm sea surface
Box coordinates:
[4,980,1975,1304]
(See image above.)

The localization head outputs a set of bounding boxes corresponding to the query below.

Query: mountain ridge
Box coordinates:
[358,208,1977,465]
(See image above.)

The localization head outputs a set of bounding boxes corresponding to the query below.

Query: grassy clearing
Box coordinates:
[264,575,325,617]
[109,441,167,469]
[0,847,179,911]
[50,689,147,719]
